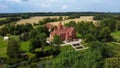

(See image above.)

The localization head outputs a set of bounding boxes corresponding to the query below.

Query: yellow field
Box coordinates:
[49,16,98,25]
[16,16,97,25]
[16,16,66,25]
[0,16,97,28]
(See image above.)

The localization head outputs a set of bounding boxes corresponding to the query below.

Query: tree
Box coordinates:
[21,13,30,19]
[116,22,120,30]
[19,32,29,41]
[64,21,76,27]
[58,16,63,21]
[53,35,62,46]
[7,38,21,58]
[38,33,47,52]
[50,51,79,68]
[100,18,116,32]
[98,27,113,42]
[29,38,41,53]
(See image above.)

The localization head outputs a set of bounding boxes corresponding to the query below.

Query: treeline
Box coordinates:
[0,12,120,17]
[38,17,63,25]
[93,14,120,20]
[0,23,33,36]
[0,17,20,26]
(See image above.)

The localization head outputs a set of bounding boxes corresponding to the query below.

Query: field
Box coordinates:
[16,16,65,25]
[49,16,97,25]
[0,36,30,57]
[108,42,120,55]
[0,18,6,20]
[0,36,7,57]
[111,30,120,41]
[16,16,97,25]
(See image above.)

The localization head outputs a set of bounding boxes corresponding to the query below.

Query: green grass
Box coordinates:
[0,18,6,20]
[108,42,120,56]
[0,47,7,57]
[76,33,82,38]
[60,45,75,52]
[0,36,7,48]
[20,41,30,51]
[0,36,30,57]
[111,30,120,41]
[0,36,7,57]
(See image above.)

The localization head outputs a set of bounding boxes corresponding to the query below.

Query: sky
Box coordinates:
[0,0,120,13]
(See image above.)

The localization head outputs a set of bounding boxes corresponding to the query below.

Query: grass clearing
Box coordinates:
[21,41,30,51]
[0,35,30,57]
[0,36,7,48]
[0,36,7,57]
[108,42,120,55]
[111,30,120,41]
[60,45,75,52]
[76,33,82,38]
[0,18,6,20]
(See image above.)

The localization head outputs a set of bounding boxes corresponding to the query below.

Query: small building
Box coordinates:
[3,36,9,41]
[49,23,76,42]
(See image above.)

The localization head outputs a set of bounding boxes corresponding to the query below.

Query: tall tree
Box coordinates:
[7,38,20,58]
[39,33,47,52]
[53,35,62,46]
[100,18,116,32]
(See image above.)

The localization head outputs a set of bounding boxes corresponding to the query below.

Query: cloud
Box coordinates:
[41,3,50,8]
[62,5,68,10]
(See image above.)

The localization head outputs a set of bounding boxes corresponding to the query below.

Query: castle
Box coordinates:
[47,23,76,42]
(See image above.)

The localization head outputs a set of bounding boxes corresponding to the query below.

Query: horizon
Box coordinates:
[0,0,120,13]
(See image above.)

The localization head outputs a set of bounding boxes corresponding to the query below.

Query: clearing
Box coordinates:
[111,30,120,41]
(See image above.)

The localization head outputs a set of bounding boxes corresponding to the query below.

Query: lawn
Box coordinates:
[0,36,7,48]
[20,41,30,51]
[0,36,30,57]
[76,33,82,38]
[111,30,120,41]
[60,45,75,52]
[108,42,120,56]
[0,36,7,57]
[0,18,6,20]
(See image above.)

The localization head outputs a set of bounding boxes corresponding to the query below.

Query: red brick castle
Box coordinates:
[49,23,76,42]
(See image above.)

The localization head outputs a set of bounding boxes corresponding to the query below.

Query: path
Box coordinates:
[61,39,88,51]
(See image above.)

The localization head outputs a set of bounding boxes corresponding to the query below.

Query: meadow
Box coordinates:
[111,30,120,41]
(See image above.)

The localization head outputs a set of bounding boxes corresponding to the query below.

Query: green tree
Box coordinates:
[29,38,41,53]
[7,38,21,58]
[58,16,63,21]
[53,35,62,46]
[98,27,113,42]
[64,21,76,27]
[21,13,30,19]
[50,51,79,68]
[116,22,120,30]
[39,33,47,52]
[100,18,116,32]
